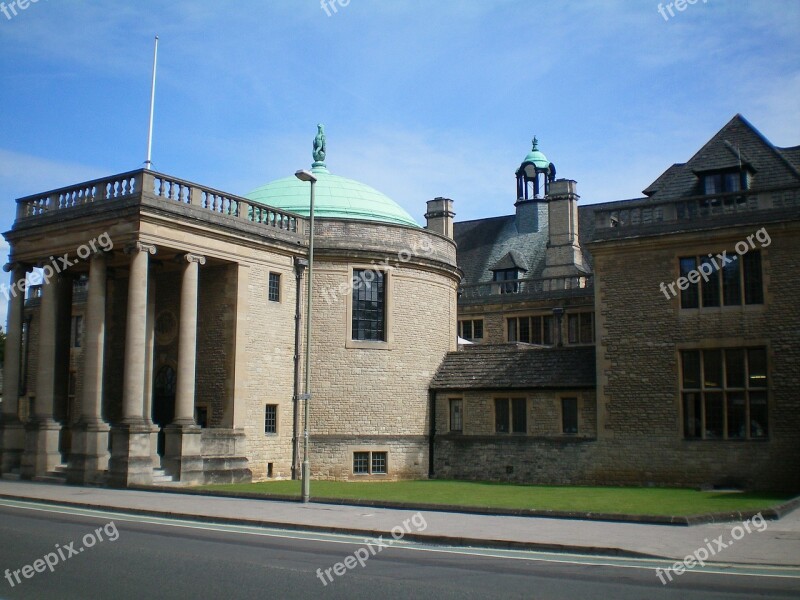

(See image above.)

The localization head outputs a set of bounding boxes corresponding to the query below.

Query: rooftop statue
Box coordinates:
[313,124,326,163]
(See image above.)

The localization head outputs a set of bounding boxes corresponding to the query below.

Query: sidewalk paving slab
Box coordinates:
[1,480,798,568]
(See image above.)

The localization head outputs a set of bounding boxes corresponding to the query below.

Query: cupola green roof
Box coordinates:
[245,125,420,228]
[522,136,550,170]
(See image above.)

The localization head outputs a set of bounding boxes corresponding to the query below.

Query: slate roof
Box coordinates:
[641,114,800,201]
[430,344,596,390]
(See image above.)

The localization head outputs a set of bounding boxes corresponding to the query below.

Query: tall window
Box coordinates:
[449,399,463,432]
[493,269,520,294]
[507,315,553,345]
[567,312,594,344]
[458,319,484,341]
[562,397,578,434]
[268,272,281,302]
[681,348,768,440]
[352,270,385,341]
[678,251,763,309]
[494,398,526,433]
[264,405,277,434]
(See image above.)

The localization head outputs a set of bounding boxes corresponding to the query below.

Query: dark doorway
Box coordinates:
[153,365,176,456]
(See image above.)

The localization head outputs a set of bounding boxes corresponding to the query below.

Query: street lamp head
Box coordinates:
[295,169,317,183]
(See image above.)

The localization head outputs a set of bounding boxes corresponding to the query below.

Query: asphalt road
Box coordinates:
[0,501,798,600]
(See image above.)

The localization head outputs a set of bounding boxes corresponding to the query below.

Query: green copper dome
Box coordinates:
[246,125,419,228]
[246,165,419,228]
[522,136,550,170]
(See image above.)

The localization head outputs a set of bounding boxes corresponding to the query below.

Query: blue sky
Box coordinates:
[0,0,798,295]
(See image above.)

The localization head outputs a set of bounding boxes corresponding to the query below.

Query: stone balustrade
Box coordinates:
[459,274,593,301]
[15,169,302,235]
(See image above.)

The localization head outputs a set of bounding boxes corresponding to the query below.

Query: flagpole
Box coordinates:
[145,35,159,170]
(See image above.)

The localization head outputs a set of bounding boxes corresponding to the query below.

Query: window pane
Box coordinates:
[352,270,385,341]
[462,320,472,339]
[743,251,763,305]
[722,258,741,306]
[562,398,578,434]
[473,320,483,339]
[683,392,702,439]
[704,392,724,439]
[531,316,542,344]
[703,350,722,388]
[681,351,701,388]
[725,349,745,388]
[727,392,746,439]
[542,315,554,345]
[580,313,593,344]
[749,391,768,438]
[568,314,578,344]
[495,399,509,433]
[353,452,369,474]
[747,348,767,388]
[724,172,740,192]
[507,318,517,342]
[700,256,721,307]
[449,399,463,432]
[512,399,526,433]
[371,452,387,474]
[679,257,699,308]
[519,317,530,343]
[268,272,280,302]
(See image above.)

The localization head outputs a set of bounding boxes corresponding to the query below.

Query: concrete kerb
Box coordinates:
[0,491,657,559]
[125,484,800,527]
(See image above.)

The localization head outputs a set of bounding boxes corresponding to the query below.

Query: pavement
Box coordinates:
[1,479,799,568]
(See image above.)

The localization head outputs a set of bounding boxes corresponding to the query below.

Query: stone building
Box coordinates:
[1,115,798,491]
[0,135,459,486]
[432,115,800,491]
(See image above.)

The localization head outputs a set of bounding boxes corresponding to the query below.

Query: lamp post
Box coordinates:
[295,169,316,503]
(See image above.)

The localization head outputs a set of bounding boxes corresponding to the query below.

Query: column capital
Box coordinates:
[176,253,206,266]
[124,242,157,256]
[3,262,29,273]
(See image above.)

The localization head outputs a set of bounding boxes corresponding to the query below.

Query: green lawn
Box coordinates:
[197,480,793,516]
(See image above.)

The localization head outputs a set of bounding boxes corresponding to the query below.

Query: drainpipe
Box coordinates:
[428,389,436,478]
[291,257,307,480]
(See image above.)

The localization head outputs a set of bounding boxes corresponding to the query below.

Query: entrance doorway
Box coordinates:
[153,365,176,456]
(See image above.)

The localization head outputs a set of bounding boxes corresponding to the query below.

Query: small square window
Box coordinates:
[264,404,277,434]
[353,452,370,474]
[371,452,387,474]
[268,272,281,302]
[449,399,463,432]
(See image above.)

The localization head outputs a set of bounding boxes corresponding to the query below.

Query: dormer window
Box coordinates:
[493,269,521,294]
[703,170,748,195]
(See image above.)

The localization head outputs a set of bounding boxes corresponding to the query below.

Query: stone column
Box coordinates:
[108,242,156,487]
[67,252,110,484]
[164,253,205,484]
[20,274,64,478]
[0,264,28,474]
[144,274,160,467]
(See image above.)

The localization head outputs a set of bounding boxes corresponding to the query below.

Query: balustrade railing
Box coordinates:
[16,169,302,235]
[459,274,592,300]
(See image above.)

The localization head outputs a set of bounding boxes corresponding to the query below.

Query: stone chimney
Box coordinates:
[541,179,588,277]
[425,197,455,238]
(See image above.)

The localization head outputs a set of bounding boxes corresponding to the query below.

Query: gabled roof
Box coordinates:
[490,250,529,272]
[431,344,595,390]
[643,114,800,201]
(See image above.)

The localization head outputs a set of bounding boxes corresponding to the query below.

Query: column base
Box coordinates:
[107,423,155,487]
[163,424,204,485]
[66,420,111,485]
[20,418,63,479]
[0,418,26,475]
